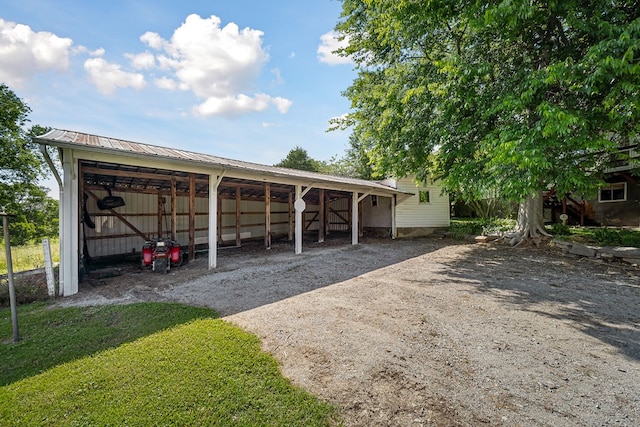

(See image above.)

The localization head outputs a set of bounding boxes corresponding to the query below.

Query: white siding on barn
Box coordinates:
[362,195,392,228]
[393,177,450,228]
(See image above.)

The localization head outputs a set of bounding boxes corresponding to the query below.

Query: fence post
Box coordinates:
[42,238,56,297]
[1,212,19,342]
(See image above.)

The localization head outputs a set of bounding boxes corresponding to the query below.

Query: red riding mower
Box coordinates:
[141,238,182,273]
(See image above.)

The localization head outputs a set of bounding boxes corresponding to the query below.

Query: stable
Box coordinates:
[36,129,449,297]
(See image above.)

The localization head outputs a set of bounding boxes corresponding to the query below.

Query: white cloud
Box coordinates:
[89,47,105,57]
[0,18,73,87]
[272,97,292,114]
[194,92,289,117]
[84,57,146,95]
[126,51,155,69]
[317,31,352,65]
[141,14,291,116]
[154,76,179,90]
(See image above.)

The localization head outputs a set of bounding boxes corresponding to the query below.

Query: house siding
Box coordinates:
[394,177,450,235]
[591,178,640,227]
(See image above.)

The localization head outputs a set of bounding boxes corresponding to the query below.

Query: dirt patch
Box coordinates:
[56,237,640,426]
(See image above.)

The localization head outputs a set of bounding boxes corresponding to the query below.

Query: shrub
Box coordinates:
[449,218,516,239]
[549,223,572,236]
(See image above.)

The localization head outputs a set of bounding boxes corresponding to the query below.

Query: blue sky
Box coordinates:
[1,0,355,194]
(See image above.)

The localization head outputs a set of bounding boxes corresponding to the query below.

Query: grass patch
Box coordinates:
[0,239,60,275]
[451,218,640,247]
[0,302,335,426]
[559,226,640,247]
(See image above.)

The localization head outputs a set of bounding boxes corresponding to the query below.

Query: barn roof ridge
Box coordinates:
[36,128,406,194]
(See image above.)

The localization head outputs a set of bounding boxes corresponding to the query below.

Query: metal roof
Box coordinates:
[35,129,409,198]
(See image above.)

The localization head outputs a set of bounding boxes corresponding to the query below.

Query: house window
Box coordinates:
[599,182,627,202]
[371,195,378,207]
[419,190,430,203]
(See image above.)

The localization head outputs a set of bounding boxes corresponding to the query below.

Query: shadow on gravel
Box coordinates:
[443,243,640,362]
[168,236,447,317]
[70,235,447,317]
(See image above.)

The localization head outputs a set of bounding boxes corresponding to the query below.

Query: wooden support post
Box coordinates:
[157,192,163,239]
[171,178,177,240]
[79,167,85,262]
[217,194,222,245]
[318,189,325,243]
[288,191,293,241]
[208,172,224,270]
[265,182,271,249]
[189,173,196,262]
[352,191,359,245]
[236,185,242,246]
[295,185,303,254]
[391,195,397,239]
[358,199,363,238]
[325,191,330,236]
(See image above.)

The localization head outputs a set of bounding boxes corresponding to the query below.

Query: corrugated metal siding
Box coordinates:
[394,177,450,228]
[84,190,207,257]
[328,198,350,232]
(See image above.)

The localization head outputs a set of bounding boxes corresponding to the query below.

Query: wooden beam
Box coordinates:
[318,189,325,243]
[288,192,293,241]
[236,186,242,246]
[295,185,303,254]
[329,207,350,225]
[84,189,149,241]
[208,172,224,270]
[189,173,196,262]
[352,191,359,245]
[79,167,86,262]
[305,211,319,231]
[265,183,271,249]
[171,178,177,240]
[391,194,397,239]
[217,194,223,245]
[358,199,363,238]
[324,190,330,236]
[157,192,163,238]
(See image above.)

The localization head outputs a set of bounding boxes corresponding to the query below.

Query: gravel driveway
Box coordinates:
[61,237,640,426]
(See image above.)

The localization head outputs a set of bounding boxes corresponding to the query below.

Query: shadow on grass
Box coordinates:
[0,302,216,386]
[441,243,640,362]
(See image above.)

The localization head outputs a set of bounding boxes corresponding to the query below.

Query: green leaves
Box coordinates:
[337,0,640,202]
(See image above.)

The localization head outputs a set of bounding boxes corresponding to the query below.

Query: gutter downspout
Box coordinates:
[40,145,64,296]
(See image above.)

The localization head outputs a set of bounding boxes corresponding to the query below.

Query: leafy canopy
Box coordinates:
[0,84,44,183]
[0,84,57,244]
[335,0,640,202]
[274,146,323,172]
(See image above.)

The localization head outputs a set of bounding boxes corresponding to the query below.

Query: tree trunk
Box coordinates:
[509,193,551,246]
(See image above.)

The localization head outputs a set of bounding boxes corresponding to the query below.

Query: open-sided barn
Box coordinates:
[35,129,449,297]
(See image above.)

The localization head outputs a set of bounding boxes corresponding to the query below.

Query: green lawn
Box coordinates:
[0,302,336,426]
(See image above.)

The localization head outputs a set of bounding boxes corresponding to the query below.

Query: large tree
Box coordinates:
[0,84,57,245]
[335,0,640,244]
